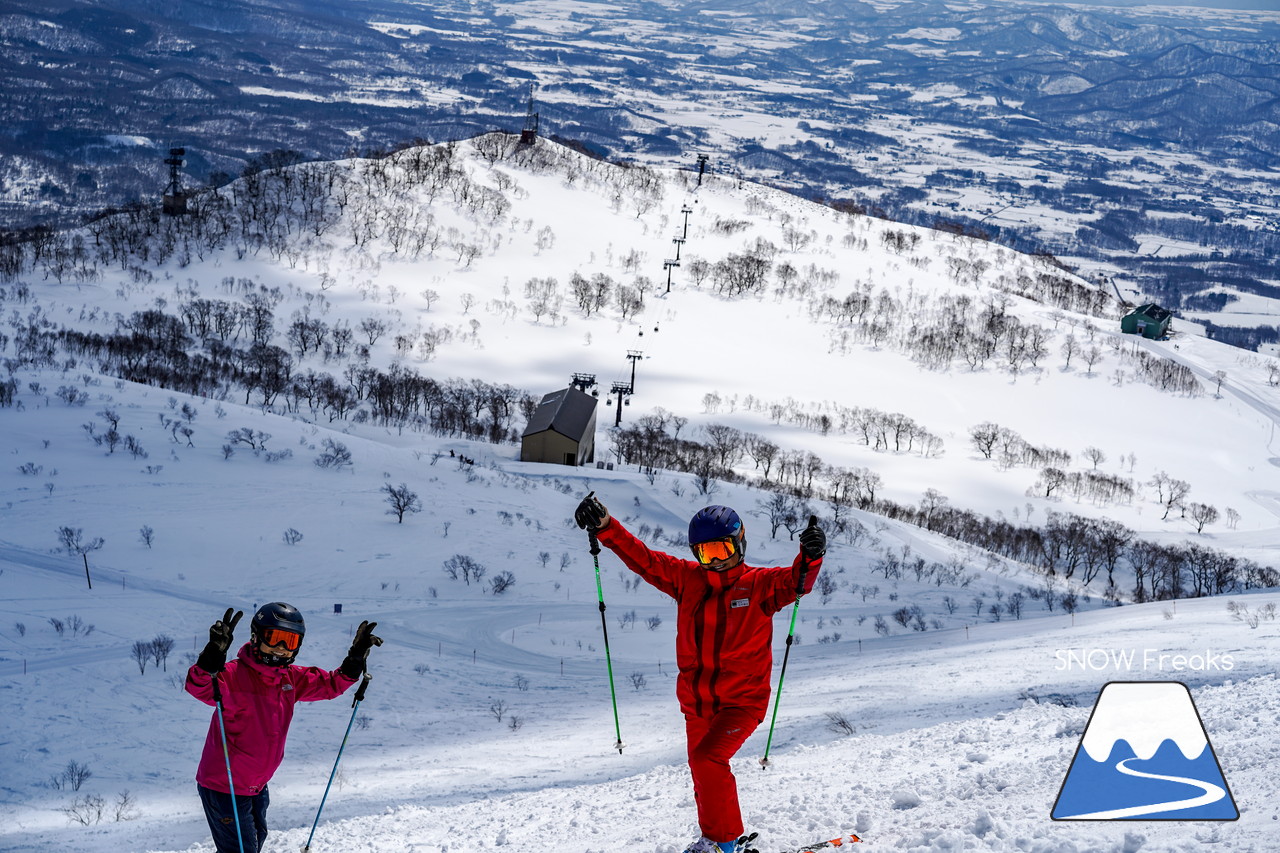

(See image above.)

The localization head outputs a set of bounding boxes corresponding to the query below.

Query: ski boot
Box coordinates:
[683,833,759,853]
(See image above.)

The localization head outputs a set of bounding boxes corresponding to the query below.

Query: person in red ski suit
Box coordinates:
[186,603,381,853]
[575,495,825,853]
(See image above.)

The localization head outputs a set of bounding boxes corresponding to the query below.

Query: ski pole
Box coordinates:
[586,497,624,753]
[212,676,247,853]
[301,671,372,853]
[761,515,818,769]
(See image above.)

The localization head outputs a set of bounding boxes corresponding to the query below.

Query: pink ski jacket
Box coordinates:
[186,643,357,794]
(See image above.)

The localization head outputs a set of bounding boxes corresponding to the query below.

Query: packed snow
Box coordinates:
[1,136,1278,853]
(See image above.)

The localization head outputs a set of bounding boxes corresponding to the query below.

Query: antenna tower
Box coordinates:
[163,146,187,216]
[520,84,540,145]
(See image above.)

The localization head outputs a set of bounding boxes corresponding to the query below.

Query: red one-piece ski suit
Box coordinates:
[596,519,822,842]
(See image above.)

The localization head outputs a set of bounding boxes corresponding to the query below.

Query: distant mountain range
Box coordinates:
[3,0,1279,344]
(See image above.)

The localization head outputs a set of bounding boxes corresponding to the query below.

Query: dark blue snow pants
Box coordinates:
[198,783,270,853]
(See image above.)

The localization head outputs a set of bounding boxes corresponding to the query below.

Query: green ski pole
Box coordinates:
[586,493,624,753]
[760,515,818,769]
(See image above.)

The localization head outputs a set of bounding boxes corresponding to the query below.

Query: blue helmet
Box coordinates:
[689,505,744,545]
[689,506,746,576]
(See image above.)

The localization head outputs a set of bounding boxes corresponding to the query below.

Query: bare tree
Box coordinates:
[383,483,421,523]
[62,795,105,825]
[815,573,838,605]
[131,640,152,674]
[758,492,805,538]
[825,711,856,736]
[1150,471,1191,521]
[314,438,353,469]
[359,317,387,346]
[1188,502,1219,534]
[443,554,486,586]
[1083,346,1103,375]
[150,634,175,671]
[1060,334,1080,369]
[57,527,105,589]
[969,422,1000,459]
[62,760,93,791]
[1083,446,1106,469]
[124,435,148,459]
[523,276,561,323]
[112,790,139,822]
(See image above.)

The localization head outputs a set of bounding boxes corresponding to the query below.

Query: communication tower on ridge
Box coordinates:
[162,146,187,216]
[520,84,540,145]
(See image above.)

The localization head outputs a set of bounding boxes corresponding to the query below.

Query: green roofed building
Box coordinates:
[520,387,598,466]
[1121,303,1172,339]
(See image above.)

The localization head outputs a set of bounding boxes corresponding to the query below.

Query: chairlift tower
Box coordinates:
[520,84,540,145]
[663,259,680,293]
[570,372,598,394]
[626,350,644,393]
[696,154,710,186]
[163,147,187,216]
[608,381,633,427]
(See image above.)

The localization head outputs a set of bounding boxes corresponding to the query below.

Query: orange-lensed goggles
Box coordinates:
[259,628,302,650]
[691,538,738,565]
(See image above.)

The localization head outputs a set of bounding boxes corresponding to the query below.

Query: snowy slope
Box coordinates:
[1,136,1278,852]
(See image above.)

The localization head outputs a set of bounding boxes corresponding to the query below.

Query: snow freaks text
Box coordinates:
[1054,649,1236,672]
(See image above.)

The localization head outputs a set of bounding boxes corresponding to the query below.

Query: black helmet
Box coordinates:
[250,602,305,666]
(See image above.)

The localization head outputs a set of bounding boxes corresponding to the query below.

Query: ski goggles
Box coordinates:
[258,628,302,650]
[691,538,738,566]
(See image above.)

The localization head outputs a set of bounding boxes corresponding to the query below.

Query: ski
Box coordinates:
[767,833,863,853]
[690,829,863,853]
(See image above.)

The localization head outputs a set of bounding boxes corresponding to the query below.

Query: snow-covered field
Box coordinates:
[2,137,1278,852]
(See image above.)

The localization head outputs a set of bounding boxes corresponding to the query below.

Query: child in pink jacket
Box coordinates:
[186,603,380,853]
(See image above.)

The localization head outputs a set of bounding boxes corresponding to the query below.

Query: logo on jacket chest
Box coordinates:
[731,589,750,609]
[281,683,294,692]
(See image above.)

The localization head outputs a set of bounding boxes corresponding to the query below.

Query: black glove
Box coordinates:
[574,492,610,532]
[196,608,242,674]
[798,523,826,560]
[340,620,383,679]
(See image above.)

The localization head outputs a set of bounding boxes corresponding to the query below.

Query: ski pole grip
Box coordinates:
[353,671,371,706]
[582,491,604,555]
[796,515,818,596]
